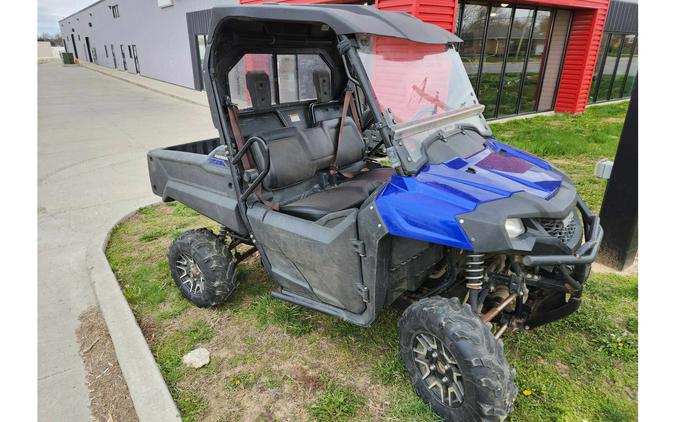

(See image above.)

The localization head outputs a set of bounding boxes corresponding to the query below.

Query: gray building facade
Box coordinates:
[59,0,234,89]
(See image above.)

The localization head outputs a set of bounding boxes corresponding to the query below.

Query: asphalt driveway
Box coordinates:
[38,61,216,420]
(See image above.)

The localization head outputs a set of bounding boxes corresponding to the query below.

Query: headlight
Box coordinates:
[505,218,525,238]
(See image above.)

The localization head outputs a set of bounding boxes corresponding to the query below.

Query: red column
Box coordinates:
[554,6,608,113]
[376,0,460,32]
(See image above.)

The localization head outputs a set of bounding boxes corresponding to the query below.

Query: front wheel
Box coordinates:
[399,297,516,421]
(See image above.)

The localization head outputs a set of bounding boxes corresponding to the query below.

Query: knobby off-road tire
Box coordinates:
[168,228,237,308]
[399,296,517,422]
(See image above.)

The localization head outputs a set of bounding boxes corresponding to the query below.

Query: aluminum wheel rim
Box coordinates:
[175,254,205,296]
[413,332,465,407]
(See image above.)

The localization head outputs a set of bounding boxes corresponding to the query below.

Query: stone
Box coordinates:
[182,348,210,369]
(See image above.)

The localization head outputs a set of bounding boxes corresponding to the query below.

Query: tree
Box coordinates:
[37,33,64,47]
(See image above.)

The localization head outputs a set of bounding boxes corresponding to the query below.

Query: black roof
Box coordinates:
[209,5,462,45]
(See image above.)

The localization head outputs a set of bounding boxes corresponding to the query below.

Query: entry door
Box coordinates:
[70,34,79,59]
[537,10,572,111]
[111,44,117,68]
[85,36,93,62]
[132,45,140,74]
[120,45,127,71]
[127,46,135,73]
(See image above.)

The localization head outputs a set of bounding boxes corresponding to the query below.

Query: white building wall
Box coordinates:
[38,41,53,58]
[59,0,235,89]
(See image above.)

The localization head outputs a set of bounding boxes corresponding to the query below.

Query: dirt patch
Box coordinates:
[600,117,626,124]
[171,308,392,422]
[77,307,138,422]
[592,257,638,276]
[553,361,571,377]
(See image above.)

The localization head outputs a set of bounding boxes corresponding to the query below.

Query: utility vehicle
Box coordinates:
[147,5,603,421]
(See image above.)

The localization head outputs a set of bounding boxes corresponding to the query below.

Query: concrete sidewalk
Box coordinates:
[80,62,209,107]
[38,61,217,421]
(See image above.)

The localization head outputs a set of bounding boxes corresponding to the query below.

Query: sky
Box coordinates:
[38,0,93,35]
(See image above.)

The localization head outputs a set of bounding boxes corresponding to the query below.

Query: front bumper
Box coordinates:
[522,200,603,266]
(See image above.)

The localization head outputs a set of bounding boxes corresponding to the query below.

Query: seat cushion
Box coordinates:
[319,117,366,170]
[351,167,395,185]
[251,127,315,191]
[342,167,395,194]
[280,185,368,221]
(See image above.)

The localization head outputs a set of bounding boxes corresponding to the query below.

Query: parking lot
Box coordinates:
[37,61,216,420]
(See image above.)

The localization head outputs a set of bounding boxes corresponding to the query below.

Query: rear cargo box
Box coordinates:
[147,138,247,234]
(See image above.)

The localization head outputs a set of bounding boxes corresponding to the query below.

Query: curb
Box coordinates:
[81,63,208,108]
[85,206,181,422]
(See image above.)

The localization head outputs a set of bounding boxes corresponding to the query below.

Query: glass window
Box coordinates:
[228,53,330,109]
[228,54,276,109]
[478,6,512,118]
[458,4,488,91]
[622,39,638,98]
[277,55,298,103]
[598,34,623,101]
[197,34,207,67]
[497,8,535,116]
[610,34,635,99]
[278,54,331,103]
[298,55,331,100]
[519,10,552,113]
[589,33,610,103]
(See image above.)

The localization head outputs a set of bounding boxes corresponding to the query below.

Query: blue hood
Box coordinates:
[375,138,563,250]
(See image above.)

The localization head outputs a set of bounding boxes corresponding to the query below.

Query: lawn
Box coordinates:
[106,102,636,421]
[491,102,628,213]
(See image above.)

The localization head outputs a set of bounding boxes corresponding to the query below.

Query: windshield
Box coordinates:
[356,35,479,125]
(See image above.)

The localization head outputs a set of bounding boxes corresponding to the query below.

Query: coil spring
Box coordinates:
[465,253,485,290]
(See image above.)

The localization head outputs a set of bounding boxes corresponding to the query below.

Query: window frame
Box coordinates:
[588,31,638,104]
[619,37,637,98]
[456,1,569,118]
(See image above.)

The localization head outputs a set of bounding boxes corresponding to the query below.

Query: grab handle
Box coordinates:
[232,136,269,202]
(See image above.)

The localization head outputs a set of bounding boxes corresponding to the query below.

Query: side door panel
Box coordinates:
[248,206,366,314]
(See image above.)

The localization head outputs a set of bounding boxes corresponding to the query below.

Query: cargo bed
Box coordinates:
[147,138,246,234]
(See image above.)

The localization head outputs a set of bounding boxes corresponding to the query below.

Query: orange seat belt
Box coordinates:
[330,90,362,178]
[227,105,253,170]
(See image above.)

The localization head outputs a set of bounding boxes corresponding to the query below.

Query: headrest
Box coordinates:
[312,70,332,103]
[245,71,272,110]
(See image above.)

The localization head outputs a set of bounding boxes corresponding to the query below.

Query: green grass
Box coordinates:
[589,75,635,103]
[106,103,635,421]
[241,294,316,336]
[153,320,214,421]
[309,384,365,422]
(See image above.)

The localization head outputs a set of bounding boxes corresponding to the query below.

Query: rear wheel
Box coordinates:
[399,296,516,421]
[168,228,237,307]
